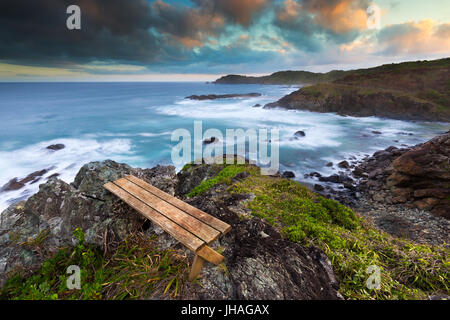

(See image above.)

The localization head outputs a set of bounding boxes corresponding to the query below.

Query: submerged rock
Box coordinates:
[294,130,306,138]
[46,144,65,151]
[0,169,49,192]
[202,137,219,145]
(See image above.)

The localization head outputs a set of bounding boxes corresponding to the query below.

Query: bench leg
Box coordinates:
[189,254,205,281]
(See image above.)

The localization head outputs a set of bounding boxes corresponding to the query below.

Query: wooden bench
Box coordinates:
[104,175,231,281]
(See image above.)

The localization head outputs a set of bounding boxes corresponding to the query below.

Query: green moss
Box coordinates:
[0,228,189,300]
[186,163,259,198]
[228,173,449,300]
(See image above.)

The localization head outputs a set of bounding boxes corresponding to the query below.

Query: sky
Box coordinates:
[0,0,449,81]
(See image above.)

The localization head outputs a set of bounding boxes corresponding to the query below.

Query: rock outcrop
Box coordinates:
[0,160,342,299]
[354,132,450,218]
[185,93,261,100]
[264,84,449,122]
[0,160,178,286]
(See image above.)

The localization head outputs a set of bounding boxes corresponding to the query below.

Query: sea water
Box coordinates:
[0,82,448,212]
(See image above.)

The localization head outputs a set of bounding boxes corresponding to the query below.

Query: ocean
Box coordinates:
[0,82,448,212]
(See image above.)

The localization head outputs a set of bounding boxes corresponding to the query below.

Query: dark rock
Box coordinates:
[338,161,350,169]
[310,172,322,178]
[252,104,261,108]
[176,162,224,196]
[319,174,340,183]
[0,178,24,192]
[326,162,333,167]
[46,144,65,151]
[203,137,219,145]
[0,169,49,192]
[186,93,261,100]
[231,171,250,183]
[387,132,450,218]
[372,131,382,135]
[314,184,324,192]
[294,131,306,138]
[281,171,295,179]
[47,173,60,180]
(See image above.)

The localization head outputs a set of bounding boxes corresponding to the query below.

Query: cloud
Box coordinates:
[201,0,269,27]
[0,0,448,79]
[275,0,369,34]
[377,20,450,55]
[273,0,370,52]
[0,0,162,65]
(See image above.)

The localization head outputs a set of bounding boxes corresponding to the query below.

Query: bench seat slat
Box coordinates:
[104,182,204,252]
[113,178,221,244]
[125,175,231,235]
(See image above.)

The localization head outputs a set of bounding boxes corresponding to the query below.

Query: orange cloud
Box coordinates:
[277,0,368,34]
[277,0,302,22]
[308,0,368,33]
[379,20,450,55]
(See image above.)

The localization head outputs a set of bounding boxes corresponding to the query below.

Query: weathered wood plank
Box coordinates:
[188,255,205,281]
[104,182,204,252]
[125,175,231,236]
[196,245,224,265]
[113,178,221,244]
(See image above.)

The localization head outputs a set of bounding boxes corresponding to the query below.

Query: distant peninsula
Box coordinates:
[215,58,450,122]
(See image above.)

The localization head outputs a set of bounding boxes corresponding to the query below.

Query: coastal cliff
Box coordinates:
[264,58,450,121]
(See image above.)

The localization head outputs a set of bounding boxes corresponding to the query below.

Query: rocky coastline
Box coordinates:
[0,131,449,300]
[299,131,450,246]
[264,84,450,122]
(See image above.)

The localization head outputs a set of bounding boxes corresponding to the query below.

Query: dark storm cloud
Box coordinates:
[0,0,162,66]
[0,0,274,67]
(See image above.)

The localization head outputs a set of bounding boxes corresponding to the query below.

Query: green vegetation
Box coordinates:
[0,228,189,300]
[186,163,259,198]
[215,58,450,85]
[226,172,449,299]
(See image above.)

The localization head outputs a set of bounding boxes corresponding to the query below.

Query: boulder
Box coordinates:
[338,161,350,169]
[387,132,450,218]
[354,132,450,218]
[314,184,325,192]
[281,171,295,179]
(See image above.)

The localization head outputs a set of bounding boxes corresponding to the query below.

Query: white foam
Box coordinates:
[0,138,137,213]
